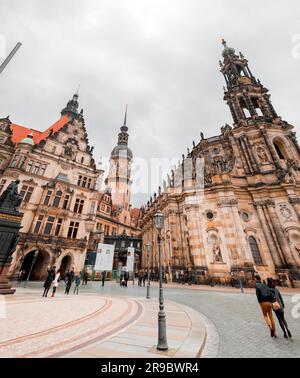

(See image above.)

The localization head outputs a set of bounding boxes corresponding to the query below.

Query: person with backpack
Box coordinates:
[267,278,292,339]
[255,274,277,338]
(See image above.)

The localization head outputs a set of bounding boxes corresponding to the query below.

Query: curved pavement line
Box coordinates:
[0,298,111,348]
[197,313,220,358]
[47,300,144,358]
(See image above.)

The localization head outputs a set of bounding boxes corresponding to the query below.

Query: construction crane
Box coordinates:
[0,42,22,75]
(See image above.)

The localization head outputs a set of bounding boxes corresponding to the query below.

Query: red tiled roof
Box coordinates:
[10,115,69,145]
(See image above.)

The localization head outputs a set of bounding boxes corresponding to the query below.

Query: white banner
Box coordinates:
[126,247,135,272]
[94,243,115,272]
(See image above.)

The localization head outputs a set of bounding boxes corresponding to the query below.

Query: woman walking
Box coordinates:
[42,266,56,298]
[51,269,61,298]
[267,278,292,339]
[73,274,81,295]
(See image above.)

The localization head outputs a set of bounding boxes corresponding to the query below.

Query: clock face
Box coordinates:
[239,76,252,85]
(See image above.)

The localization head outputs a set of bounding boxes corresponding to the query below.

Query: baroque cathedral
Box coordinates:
[139,40,300,287]
[0,94,140,280]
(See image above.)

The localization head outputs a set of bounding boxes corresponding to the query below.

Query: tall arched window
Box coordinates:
[249,236,263,265]
[273,141,286,160]
[53,191,62,208]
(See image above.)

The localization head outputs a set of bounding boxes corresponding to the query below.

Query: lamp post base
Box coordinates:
[157,311,168,351]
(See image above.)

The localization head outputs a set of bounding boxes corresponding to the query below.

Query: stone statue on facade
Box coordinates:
[213,244,223,263]
[0,179,22,212]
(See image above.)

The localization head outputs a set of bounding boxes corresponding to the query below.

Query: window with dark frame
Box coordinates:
[20,186,34,203]
[55,218,63,236]
[62,194,70,210]
[53,191,62,208]
[34,215,44,234]
[44,216,55,235]
[67,221,79,238]
[44,190,52,206]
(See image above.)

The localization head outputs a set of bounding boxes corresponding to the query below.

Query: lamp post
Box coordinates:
[146,242,151,299]
[154,211,168,351]
[24,250,39,288]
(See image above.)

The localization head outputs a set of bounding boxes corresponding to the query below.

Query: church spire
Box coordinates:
[61,93,79,119]
[220,39,280,127]
[118,105,129,146]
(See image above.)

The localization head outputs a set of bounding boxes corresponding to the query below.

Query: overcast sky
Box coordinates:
[1,0,300,206]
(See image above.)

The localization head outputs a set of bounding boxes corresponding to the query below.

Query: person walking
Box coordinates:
[101,271,106,287]
[73,274,81,295]
[42,266,56,298]
[83,270,89,286]
[124,271,129,287]
[138,270,143,287]
[142,271,147,287]
[267,278,292,339]
[255,274,277,338]
[51,269,61,298]
[64,268,74,295]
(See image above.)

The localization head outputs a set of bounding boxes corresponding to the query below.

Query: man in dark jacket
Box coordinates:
[255,274,277,337]
[101,271,106,287]
[65,268,74,295]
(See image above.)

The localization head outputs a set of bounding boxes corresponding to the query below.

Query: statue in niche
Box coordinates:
[279,203,292,220]
[256,145,269,164]
[213,244,223,263]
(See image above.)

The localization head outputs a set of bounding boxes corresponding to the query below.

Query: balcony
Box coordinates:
[19,233,88,249]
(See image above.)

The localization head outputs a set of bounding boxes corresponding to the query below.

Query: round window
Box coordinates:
[241,211,250,222]
[206,211,215,221]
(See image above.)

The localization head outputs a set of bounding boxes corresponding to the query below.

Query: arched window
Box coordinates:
[273,141,286,160]
[249,236,263,265]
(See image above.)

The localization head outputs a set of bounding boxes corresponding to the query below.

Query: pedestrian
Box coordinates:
[138,270,143,287]
[255,274,277,338]
[73,274,81,295]
[43,266,56,298]
[101,271,106,287]
[120,273,124,286]
[124,271,129,287]
[64,267,74,295]
[82,270,89,285]
[175,270,179,283]
[143,271,147,287]
[51,269,61,298]
[267,278,292,339]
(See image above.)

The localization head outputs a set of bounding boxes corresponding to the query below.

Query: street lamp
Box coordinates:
[24,250,39,288]
[154,211,168,351]
[146,242,151,299]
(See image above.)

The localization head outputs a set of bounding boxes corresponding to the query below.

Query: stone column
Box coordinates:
[266,200,298,267]
[289,196,300,222]
[254,201,284,268]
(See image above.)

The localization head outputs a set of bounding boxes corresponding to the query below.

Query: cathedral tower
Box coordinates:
[106,107,133,219]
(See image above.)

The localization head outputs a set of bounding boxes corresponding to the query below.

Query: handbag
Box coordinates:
[272,301,281,311]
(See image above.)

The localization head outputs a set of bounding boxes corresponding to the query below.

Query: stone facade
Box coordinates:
[139,41,300,287]
[0,95,140,280]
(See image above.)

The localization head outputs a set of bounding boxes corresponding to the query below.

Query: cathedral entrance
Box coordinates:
[20,250,50,281]
[60,255,72,279]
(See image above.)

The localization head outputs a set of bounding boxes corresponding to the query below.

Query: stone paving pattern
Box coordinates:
[2,281,300,358]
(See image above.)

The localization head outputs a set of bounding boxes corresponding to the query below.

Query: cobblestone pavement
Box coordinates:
[7,281,300,358]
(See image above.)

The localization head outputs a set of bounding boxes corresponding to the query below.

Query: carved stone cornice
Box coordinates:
[253,199,276,208]
[217,199,238,207]
[289,196,300,205]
